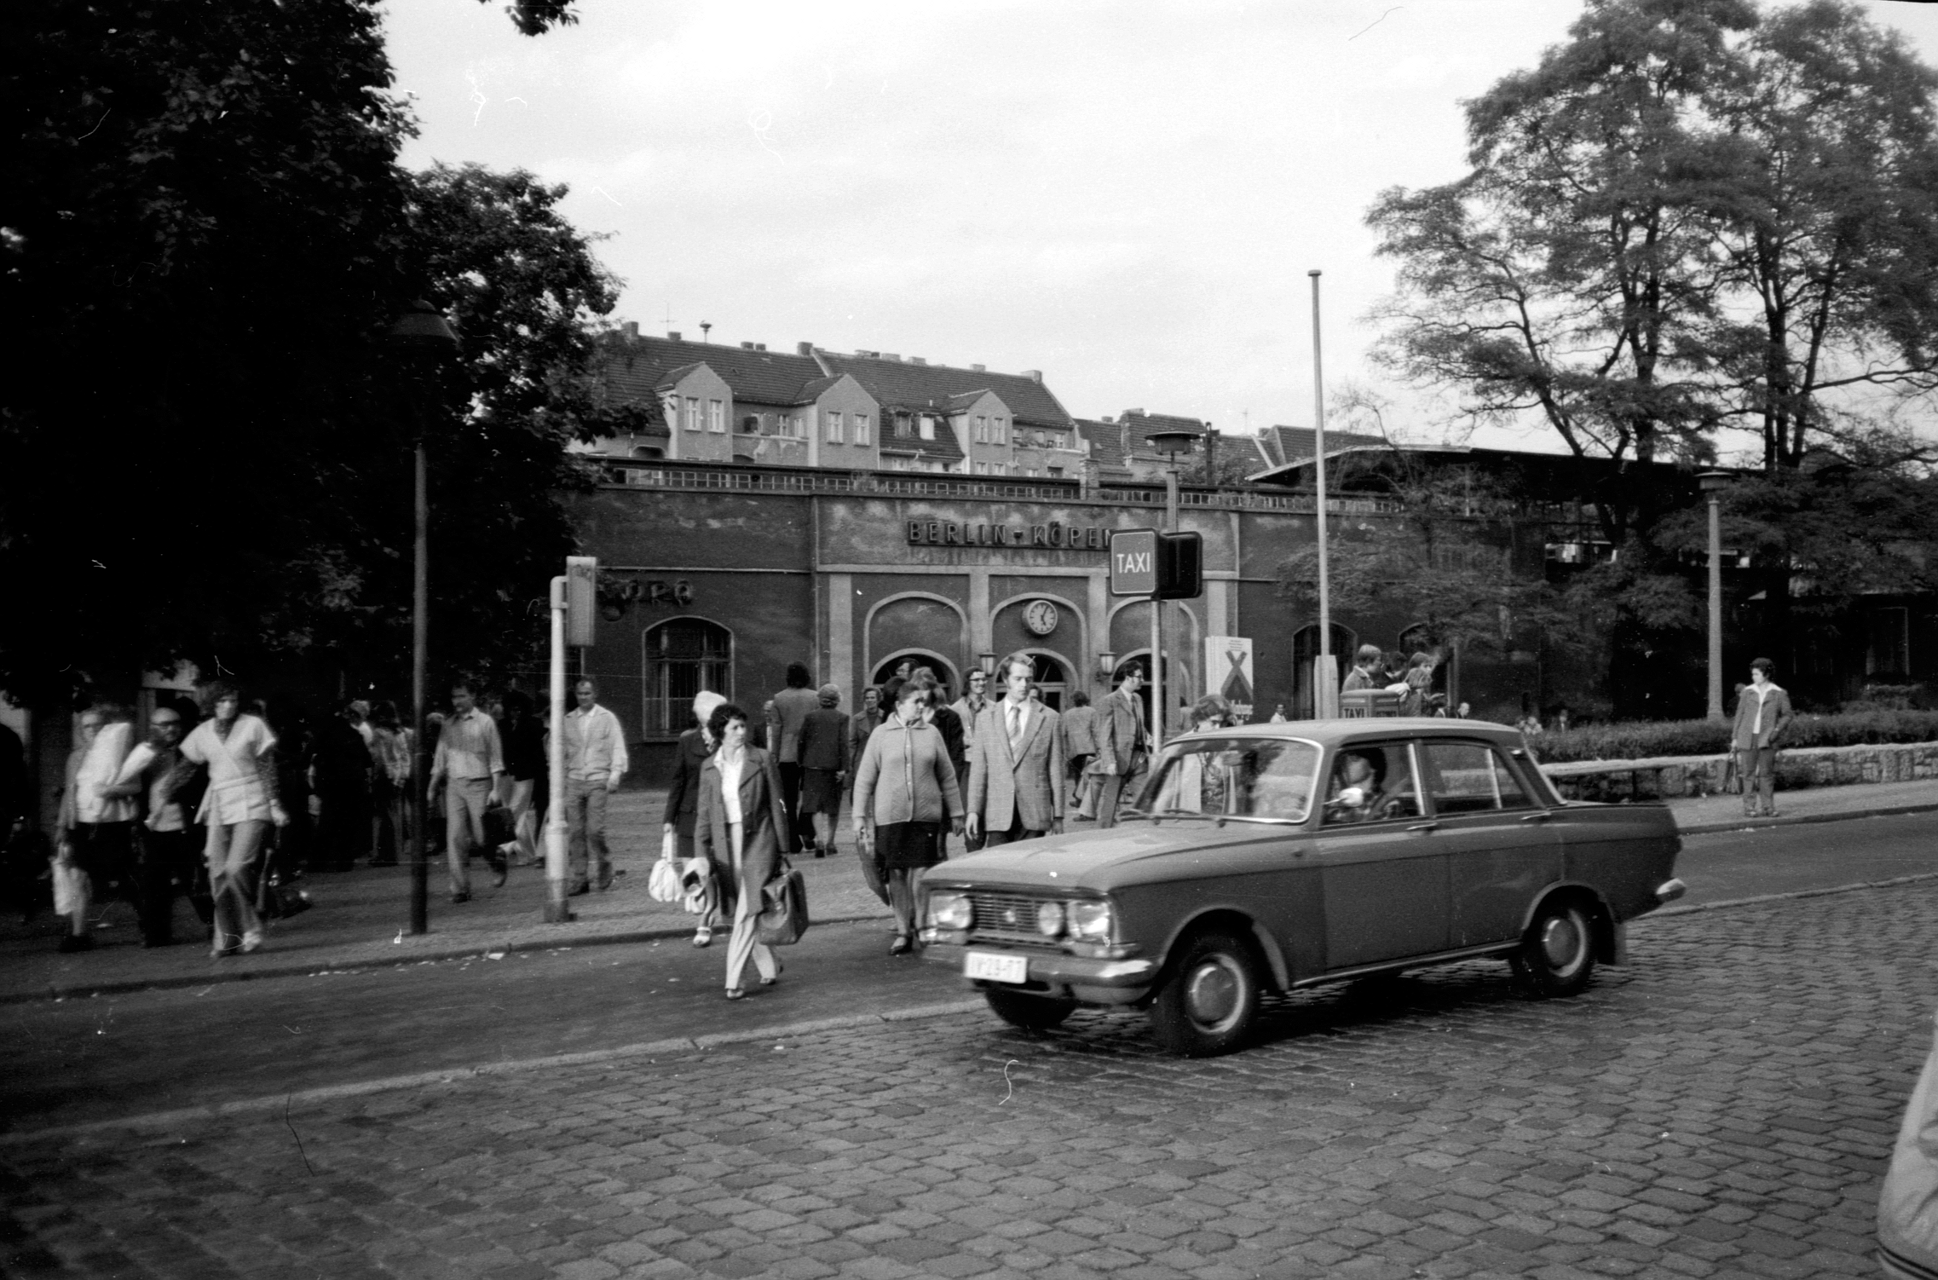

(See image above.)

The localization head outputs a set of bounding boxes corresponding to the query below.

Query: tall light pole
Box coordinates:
[1309,270,1336,716]
[1148,430,1198,749]
[388,301,459,935]
[1699,470,1732,721]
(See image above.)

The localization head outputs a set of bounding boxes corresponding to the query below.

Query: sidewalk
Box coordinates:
[4,778,1935,1003]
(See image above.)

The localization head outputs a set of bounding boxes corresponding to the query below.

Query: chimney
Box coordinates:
[1101,415,1114,424]
[700,321,712,342]
[910,356,926,365]
[882,353,901,362]
[621,321,639,342]
[668,330,682,341]
[1022,370,1043,383]
[755,343,767,351]
[797,342,814,356]
[740,341,756,349]
[971,363,985,372]
[1124,407,1144,416]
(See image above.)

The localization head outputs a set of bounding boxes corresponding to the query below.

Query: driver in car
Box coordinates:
[1327,752,1376,822]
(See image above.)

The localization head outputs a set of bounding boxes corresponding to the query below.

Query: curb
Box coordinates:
[0,908,896,1007]
[0,999,988,1145]
[1674,799,1938,837]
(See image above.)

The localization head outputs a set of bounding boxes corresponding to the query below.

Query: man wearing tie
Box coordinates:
[964,652,1065,847]
[1094,665,1149,829]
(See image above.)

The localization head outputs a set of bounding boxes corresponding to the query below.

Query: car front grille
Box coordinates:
[968,892,1057,947]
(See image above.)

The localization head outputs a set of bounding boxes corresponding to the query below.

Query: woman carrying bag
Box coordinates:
[851,674,964,955]
[694,702,791,1000]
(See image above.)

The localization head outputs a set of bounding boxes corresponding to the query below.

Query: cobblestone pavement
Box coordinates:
[4,880,1932,1280]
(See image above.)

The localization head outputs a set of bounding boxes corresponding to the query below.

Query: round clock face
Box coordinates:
[1023,599,1060,636]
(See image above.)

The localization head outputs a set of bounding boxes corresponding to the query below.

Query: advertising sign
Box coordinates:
[1206,635,1255,721]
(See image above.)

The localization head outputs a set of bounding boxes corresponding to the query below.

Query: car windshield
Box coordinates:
[1140,736,1321,823]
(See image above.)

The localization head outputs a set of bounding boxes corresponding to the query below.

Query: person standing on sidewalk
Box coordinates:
[770,663,820,854]
[561,678,628,895]
[695,702,790,998]
[365,701,408,867]
[312,701,372,872]
[794,684,850,857]
[664,689,725,947]
[105,703,210,947]
[180,683,284,956]
[1732,658,1794,818]
[964,653,1065,849]
[852,675,963,955]
[428,680,505,903]
[1094,666,1149,829]
[53,703,137,953]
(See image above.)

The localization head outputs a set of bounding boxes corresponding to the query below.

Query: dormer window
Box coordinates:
[919,415,936,441]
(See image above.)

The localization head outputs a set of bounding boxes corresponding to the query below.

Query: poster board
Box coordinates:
[1205,636,1255,721]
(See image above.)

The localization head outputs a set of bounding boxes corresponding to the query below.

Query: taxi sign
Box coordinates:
[1109,528,1159,596]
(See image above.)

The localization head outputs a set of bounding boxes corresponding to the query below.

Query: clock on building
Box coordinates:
[1023,599,1060,636]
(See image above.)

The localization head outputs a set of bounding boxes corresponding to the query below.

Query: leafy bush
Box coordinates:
[1529,709,1938,763]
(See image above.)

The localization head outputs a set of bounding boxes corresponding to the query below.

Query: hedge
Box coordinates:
[1528,709,1938,764]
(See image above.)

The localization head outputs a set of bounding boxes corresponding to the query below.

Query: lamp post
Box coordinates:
[1147,428,1198,749]
[1308,270,1336,717]
[1699,470,1733,721]
[387,301,459,935]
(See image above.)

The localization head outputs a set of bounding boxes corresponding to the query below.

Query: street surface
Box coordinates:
[1,812,1935,1278]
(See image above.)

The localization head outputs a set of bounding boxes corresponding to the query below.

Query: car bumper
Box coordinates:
[922,941,1159,1006]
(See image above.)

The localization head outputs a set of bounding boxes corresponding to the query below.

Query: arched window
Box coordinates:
[643,618,732,737]
[871,651,959,701]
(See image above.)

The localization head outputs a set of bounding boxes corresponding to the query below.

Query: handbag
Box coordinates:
[647,856,682,904]
[855,826,888,905]
[50,850,86,917]
[757,856,809,946]
[679,857,713,914]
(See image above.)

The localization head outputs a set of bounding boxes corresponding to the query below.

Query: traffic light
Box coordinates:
[1154,531,1202,600]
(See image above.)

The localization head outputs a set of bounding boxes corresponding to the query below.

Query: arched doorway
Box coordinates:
[642,617,733,737]
[1291,623,1355,720]
[1019,652,1069,712]
[871,651,961,702]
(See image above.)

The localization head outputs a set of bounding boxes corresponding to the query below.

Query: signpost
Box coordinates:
[546,555,597,923]
[1108,529,1159,597]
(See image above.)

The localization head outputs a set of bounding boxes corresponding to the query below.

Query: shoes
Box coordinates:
[567,883,590,897]
[57,934,95,954]
[595,866,615,891]
[760,961,783,988]
[693,927,712,948]
[725,987,746,1001]
[889,935,911,956]
[451,890,471,904]
[210,933,238,958]
[492,864,508,889]
[240,929,264,954]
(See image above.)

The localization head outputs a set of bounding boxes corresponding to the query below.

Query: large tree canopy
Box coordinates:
[3,4,616,709]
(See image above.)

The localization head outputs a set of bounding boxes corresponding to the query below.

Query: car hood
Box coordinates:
[931,820,1295,892]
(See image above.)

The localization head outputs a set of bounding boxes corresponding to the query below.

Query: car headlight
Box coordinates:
[1035,900,1065,937]
[928,891,972,930]
[1068,900,1112,941]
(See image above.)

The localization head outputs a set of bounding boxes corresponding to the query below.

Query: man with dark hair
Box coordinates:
[1732,658,1794,818]
[1059,689,1099,818]
[1341,644,1385,694]
[429,680,505,903]
[1095,666,1148,830]
[794,684,851,856]
[562,677,628,893]
[964,653,1065,847]
[770,662,820,853]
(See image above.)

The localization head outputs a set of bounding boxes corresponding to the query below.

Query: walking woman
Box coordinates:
[664,689,726,947]
[851,674,964,955]
[694,702,790,999]
[179,682,285,956]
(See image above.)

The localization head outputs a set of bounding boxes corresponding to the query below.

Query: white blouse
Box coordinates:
[181,715,278,825]
[717,751,745,825]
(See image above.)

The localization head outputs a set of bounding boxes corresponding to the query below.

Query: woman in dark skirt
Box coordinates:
[851,674,964,954]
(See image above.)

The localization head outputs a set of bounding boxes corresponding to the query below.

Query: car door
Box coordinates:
[1417,738,1563,949]
[1316,740,1450,970]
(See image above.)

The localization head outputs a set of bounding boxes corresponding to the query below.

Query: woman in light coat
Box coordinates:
[851,675,964,955]
[695,702,791,999]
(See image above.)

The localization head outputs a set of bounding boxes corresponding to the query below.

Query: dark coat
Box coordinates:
[695,745,790,903]
[797,707,851,773]
[663,728,713,838]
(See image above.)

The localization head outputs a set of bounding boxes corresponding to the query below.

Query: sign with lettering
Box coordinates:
[1109,528,1159,597]
[905,519,1112,550]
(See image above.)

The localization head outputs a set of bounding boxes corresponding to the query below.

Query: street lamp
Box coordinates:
[1698,470,1733,721]
[387,300,459,936]
[978,652,998,678]
[1309,269,1337,717]
[1096,650,1116,682]
[1147,428,1198,748]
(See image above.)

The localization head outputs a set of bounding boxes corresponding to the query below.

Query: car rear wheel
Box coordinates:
[1149,930,1260,1057]
[984,988,1078,1032]
[1511,898,1596,997]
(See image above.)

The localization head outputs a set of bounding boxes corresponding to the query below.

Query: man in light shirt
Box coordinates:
[429,679,505,903]
[563,677,629,894]
[55,703,137,952]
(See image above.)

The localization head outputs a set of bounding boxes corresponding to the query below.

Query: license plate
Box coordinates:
[964,950,1028,984]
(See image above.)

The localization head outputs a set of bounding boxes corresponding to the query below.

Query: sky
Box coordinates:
[381,0,1938,458]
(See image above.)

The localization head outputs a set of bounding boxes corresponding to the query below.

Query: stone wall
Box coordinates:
[1546,741,1938,801]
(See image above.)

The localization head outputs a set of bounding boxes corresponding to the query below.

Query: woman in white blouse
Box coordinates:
[695,702,792,999]
[179,682,286,956]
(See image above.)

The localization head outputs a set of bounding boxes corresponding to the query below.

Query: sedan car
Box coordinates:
[921,719,1683,1056]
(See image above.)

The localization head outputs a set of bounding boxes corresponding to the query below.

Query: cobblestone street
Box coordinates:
[5,879,1931,1280]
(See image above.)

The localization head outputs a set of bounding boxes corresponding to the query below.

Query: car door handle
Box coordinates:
[1520,812,1550,824]
[1407,822,1438,834]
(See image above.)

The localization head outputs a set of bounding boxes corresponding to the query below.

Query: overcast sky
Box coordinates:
[382,0,1938,458]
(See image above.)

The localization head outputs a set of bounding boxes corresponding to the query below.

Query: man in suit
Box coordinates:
[965,653,1065,847]
[1094,665,1148,830]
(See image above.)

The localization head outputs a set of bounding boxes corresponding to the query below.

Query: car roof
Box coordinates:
[1174,718,1526,748]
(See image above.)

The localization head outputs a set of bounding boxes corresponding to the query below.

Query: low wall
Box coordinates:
[1543,740,1938,801]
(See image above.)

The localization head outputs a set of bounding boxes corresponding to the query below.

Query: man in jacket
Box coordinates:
[104,702,210,947]
[771,662,821,852]
[794,684,851,857]
[1094,666,1148,830]
[1731,657,1793,818]
[561,677,628,894]
[965,653,1065,847]
[1340,644,1385,694]
[1058,690,1099,818]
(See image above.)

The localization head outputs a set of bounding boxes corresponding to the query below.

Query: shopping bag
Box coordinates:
[856,827,888,905]
[648,856,682,904]
[50,851,86,917]
[679,857,712,915]
[757,858,809,946]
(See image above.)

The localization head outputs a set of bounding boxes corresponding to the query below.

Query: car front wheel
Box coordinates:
[984,988,1077,1032]
[1149,930,1260,1057]
[1511,898,1596,997]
